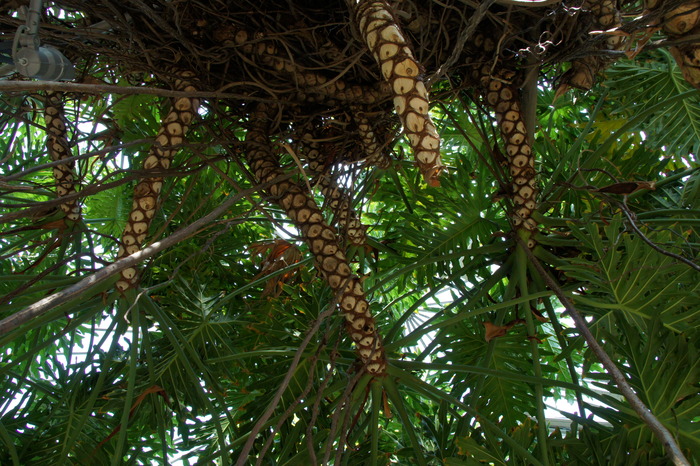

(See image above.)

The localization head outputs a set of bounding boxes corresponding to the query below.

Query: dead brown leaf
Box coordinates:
[482,318,526,342]
[594,180,655,195]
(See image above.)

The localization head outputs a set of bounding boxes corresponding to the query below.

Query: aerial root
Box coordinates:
[214,26,389,105]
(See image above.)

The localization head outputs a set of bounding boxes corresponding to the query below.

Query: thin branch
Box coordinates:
[306,340,341,464]
[620,198,700,273]
[0,80,254,100]
[0,174,138,223]
[322,365,367,466]
[255,328,340,464]
[428,0,498,85]
[0,162,210,224]
[516,237,691,466]
[235,299,339,465]
[495,0,561,5]
[0,139,152,183]
[0,174,290,336]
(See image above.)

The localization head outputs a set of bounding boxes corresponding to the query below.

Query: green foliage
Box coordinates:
[607,50,700,160]
[1,22,700,466]
[561,216,700,332]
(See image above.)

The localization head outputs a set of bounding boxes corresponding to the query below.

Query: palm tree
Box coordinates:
[0,0,698,464]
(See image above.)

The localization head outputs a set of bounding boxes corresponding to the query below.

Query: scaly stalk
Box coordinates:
[116,71,200,291]
[43,92,81,221]
[352,108,392,169]
[247,104,386,374]
[299,128,367,245]
[352,0,443,186]
[475,64,538,247]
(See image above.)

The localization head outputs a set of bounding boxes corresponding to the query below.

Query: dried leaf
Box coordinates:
[483,322,508,342]
[482,319,525,342]
[531,307,549,323]
[250,239,302,297]
[594,180,655,195]
[383,388,393,419]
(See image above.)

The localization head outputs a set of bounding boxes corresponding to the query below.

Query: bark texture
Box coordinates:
[43,92,81,222]
[246,104,386,375]
[116,72,200,291]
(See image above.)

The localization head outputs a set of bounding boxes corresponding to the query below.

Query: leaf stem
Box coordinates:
[235,302,337,465]
[0,174,291,336]
[620,198,700,272]
[516,244,550,465]
[517,237,691,466]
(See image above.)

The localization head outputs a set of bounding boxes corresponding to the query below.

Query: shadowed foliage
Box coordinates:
[0,0,699,464]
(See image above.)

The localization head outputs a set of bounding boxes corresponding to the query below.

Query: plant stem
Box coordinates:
[516,244,550,465]
[620,198,700,272]
[517,237,691,466]
[0,175,290,336]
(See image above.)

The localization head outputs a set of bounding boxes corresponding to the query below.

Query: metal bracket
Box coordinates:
[9,0,75,81]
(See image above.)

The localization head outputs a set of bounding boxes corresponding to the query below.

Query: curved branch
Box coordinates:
[517,237,691,466]
[0,177,284,336]
[620,198,700,273]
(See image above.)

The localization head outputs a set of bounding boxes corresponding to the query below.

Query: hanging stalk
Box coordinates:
[43,92,81,221]
[246,104,386,375]
[115,71,200,291]
[473,59,538,247]
[352,0,443,186]
[298,128,367,245]
[557,0,626,94]
[515,246,550,465]
[352,108,393,169]
[649,0,700,89]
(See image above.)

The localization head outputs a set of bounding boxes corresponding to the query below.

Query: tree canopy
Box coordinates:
[0,0,699,464]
